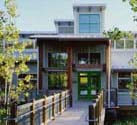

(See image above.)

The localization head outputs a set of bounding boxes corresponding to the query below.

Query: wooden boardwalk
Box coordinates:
[48,101,92,125]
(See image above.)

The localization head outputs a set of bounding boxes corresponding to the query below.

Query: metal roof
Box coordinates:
[73,3,106,9]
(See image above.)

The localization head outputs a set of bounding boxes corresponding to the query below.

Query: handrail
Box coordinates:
[5,90,72,125]
[88,90,104,125]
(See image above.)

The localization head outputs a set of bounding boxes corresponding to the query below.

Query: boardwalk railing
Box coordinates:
[8,90,72,125]
[88,90,104,125]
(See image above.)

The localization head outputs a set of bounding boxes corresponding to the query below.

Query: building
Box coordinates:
[21,3,137,106]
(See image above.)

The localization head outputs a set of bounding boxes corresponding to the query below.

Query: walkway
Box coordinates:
[48,101,92,125]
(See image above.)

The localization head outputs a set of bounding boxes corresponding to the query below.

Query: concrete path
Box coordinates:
[48,101,92,125]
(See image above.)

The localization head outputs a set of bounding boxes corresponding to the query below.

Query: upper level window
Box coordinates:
[125,40,134,49]
[78,53,101,64]
[48,53,68,68]
[79,14,100,33]
[116,40,124,49]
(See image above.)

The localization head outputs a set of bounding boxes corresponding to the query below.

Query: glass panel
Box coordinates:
[48,72,67,89]
[79,14,90,24]
[111,41,115,48]
[90,14,100,23]
[90,53,100,64]
[78,53,88,64]
[116,40,124,49]
[80,77,88,84]
[48,53,67,68]
[79,24,90,33]
[125,40,134,49]
[90,23,100,33]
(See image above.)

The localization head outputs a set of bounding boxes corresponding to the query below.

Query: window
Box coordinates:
[78,53,88,64]
[79,14,100,33]
[78,53,101,64]
[125,40,134,49]
[48,72,67,89]
[116,40,124,49]
[90,53,100,64]
[118,72,131,89]
[48,53,68,68]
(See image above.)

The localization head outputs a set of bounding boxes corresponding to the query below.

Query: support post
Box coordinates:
[67,47,73,106]
[38,41,43,91]
[106,41,111,108]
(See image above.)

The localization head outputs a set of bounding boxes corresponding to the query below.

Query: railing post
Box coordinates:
[9,101,17,125]
[69,90,72,107]
[30,99,35,125]
[52,94,55,120]
[59,92,62,114]
[65,92,67,109]
[89,104,95,125]
[43,96,47,125]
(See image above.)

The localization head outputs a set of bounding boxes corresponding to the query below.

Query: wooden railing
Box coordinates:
[88,90,104,125]
[7,90,72,125]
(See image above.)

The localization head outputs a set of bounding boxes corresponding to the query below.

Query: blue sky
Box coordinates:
[0,0,137,31]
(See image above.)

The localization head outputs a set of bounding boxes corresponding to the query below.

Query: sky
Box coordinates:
[0,0,137,32]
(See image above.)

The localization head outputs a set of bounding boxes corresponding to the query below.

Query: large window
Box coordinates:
[78,53,101,64]
[79,14,100,33]
[48,72,67,89]
[118,72,131,89]
[48,53,67,68]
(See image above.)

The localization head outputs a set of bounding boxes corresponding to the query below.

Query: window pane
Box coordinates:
[79,14,90,24]
[48,72,67,89]
[79,24,90,33]
[78,53,88,64]
[90,14,100,23]
[116,40,124,49]
[90,53,100,64]
[48,53,68,68]
[125,40,134,49]
[90,24,100,33]
[118,72,131,89]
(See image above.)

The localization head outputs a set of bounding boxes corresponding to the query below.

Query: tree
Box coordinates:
[103,27,133,41]
[0,0,33,122]
[123,0,137,21]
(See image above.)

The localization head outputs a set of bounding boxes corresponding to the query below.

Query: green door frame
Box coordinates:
[78,71,101,100]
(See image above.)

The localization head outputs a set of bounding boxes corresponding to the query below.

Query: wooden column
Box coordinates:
[38,42,43,91]
[67,47,73,91]
[106,41,111,108]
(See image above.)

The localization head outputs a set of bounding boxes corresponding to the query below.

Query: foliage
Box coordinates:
[103,27,133,41]
[113,118,137,125]
[0,0,34,121]
[123,0,137,21]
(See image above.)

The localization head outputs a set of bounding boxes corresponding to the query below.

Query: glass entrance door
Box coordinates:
[78,72,101,99]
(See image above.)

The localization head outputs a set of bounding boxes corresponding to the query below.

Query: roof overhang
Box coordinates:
[30,35,110,45]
